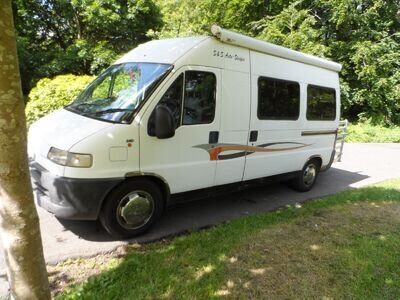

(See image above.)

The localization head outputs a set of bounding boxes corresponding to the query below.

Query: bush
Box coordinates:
[346,122,400,143]
[25,74,94,125]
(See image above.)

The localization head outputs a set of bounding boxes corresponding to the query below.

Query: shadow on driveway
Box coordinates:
[57,167,369,243]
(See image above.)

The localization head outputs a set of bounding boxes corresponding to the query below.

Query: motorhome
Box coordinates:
[28,26,343,238]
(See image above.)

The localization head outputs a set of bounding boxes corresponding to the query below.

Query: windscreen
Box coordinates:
[66,63,171,123]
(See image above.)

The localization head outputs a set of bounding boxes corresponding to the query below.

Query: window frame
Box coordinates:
[257,76,301,121]
[306,84,337,121]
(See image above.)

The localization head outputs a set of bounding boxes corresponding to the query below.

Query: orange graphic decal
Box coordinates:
[194,142,310,161]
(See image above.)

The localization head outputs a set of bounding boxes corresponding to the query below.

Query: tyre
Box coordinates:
[290,159,320,192]
[99,179,164,238]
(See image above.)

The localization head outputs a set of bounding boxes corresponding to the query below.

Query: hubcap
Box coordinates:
[303,164,316,186]
[116,191,154,230]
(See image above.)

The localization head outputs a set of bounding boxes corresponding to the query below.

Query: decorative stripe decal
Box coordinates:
[301,130,337,136]
[194,142,310,161]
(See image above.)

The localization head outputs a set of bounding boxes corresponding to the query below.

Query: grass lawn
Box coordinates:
[347,123,400,143]
[54,179,400,299]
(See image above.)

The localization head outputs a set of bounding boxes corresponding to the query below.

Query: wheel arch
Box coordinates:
[124,172,171,204]
[305,155,322,170]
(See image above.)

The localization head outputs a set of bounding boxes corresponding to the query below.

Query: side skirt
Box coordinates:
[169,171,299,205]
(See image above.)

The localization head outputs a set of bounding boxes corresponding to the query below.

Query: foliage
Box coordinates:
[253,2,329,56]
[314,0,400,125]
[15,0,400,125]
[55,179,400,298]
[346,122,400,143]
[155,0,266,37]
[13,0,162,93]
[155,0,400,125]
[25,74,94,125]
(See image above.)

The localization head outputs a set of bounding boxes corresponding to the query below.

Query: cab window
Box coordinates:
[182,71,216,125]
[151,70,216,132]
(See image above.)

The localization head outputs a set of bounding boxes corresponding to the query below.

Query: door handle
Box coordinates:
[209,131,219,144]
[249,130,258,142]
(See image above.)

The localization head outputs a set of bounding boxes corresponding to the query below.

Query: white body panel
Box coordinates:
[243,51,339,181]
[65,122,140,179]
[139,66,222,194]
[28,28,341,199]
[216,68,251,185]
[28,109,113,177]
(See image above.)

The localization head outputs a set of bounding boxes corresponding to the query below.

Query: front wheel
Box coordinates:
[290,159,320,192]
[100,179,164,238]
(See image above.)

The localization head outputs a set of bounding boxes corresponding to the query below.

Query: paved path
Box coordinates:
[1,143,399,295]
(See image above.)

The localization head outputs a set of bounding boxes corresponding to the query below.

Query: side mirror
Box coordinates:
[154,104,175,139]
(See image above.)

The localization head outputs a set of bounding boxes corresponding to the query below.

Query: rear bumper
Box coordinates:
[30,161,123,220]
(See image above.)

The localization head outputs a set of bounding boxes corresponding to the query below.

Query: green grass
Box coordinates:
[347,122,400,143]
[56,179,400,299]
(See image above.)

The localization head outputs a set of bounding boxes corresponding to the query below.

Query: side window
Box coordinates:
[257,77,300,120]
[307,85,336,120]
[182,71,216,125]
[159,73,184,128]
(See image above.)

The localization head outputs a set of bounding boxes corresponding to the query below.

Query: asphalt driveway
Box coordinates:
[1,143,399,295]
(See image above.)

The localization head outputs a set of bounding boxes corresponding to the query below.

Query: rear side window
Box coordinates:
[258,77,300,120]
[307,85,336,121]
[183,71,216,125]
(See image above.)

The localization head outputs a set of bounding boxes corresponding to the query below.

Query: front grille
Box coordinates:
[29,161,49,196]
[32,181,48,196]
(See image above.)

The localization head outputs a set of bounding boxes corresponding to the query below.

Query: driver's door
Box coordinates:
[140,66,221,194]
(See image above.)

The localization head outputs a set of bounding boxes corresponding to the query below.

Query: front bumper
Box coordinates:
[30,161,123,220]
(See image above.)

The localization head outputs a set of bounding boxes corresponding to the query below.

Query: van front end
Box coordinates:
[29,160,123,220]
[28,61,174,238]
[28,108,139,221]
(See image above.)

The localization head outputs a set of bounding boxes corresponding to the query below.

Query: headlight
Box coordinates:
[47,147,68,165]
[47,147,92,168]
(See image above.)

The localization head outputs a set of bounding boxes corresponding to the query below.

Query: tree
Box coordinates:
[254,2,329,57]
[13,0,400,125]
[155,0,266,37]
[313,0,400,124]
[13,0,163,94]
[0,1,51,299]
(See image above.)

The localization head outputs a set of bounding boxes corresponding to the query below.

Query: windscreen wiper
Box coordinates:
[65,103,98,117]
[92,108,134,116]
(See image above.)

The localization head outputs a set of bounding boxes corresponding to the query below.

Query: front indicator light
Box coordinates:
[68,153,92,168]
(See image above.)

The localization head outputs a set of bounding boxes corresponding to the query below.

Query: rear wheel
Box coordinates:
[100,179,164,238]
[290,159,320,192]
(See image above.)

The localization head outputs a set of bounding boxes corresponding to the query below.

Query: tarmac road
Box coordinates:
[1,143,400,295]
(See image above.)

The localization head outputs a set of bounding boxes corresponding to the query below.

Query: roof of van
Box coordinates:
[115,26,341,72]
[114,36,208,65]
[211,25,342,72]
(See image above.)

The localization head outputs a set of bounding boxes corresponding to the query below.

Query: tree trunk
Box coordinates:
[0,1,51,299]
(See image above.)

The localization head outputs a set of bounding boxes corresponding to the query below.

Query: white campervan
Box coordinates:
[28,26,342,238]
